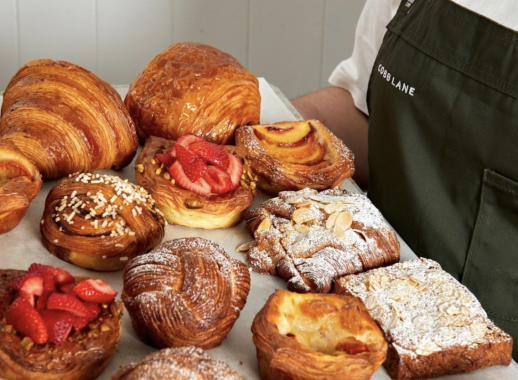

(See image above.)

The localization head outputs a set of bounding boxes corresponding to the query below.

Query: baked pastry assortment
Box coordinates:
[252,290,387,380]
[334,258,513,380]
[125,42,261,145]
[135,134,256,229]
[235,120,354,195]
[0,264,123,380]
[40,173,165,271]
[0,59,138,179]
[122,237,250,350]
[110,346,245,380]
[0,139,42,235]
[239,187,400,293]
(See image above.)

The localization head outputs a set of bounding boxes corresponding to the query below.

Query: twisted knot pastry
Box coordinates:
[110,346,245,380]
[135,136,256,229]
[235,120,354,195]
[0,139,42,234]
[0,59,138,179]
[122,238,251,349]
[252,290,387,380]
[41,173,165,271]
[239,188,400,293]
[125,42,261,144]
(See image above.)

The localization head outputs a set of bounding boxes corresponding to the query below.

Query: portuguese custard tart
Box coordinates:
[252,290,387,380]
[0,264,123,380]
[135,134,256,229]
[0,139,42,235]
[125,42,261,145]
[235,120,354,195]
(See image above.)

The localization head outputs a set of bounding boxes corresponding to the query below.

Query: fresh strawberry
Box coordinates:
[6,298,48,344]
[28,263,74,286]
[227,153,244,188]
[60,282,76,294]
[11,273,43,297]
[156,152,175,168]
[188,141,230,170]
[72,316,90,330]
[168,161,211,196]
[202,166,233,194]
[176,133,203,147]
[18,291,35,307]
[71,302,100,329]
[175,144,209,183]
[40,310,74,344]
[36,272,58,310]
[47,293,91,318]
[73,279,118,303]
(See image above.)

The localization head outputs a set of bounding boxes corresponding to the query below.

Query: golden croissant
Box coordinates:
[0,59,139,179]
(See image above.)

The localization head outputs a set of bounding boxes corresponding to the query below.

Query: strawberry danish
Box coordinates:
[135,134,256,229]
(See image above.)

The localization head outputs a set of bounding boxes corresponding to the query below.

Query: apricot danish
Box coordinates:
[0,139,42,234]
[122,238,250,349]
[239,187,400,293]
[235,120,354,195]
[40,173,165,271]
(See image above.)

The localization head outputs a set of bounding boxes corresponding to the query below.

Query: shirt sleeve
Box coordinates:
[329,0,401,115]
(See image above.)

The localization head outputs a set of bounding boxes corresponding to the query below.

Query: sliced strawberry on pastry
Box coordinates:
[169,161,211,196]
[202,166,233,194]
[156,152,176,168]
[227,153,244,188]
[176,133,204,147]
[11,273,43,297]
[28,263,74,286]
[40,309,74,345]
[189,141,230,170]
[6,297,48,344]
[176,145,208,183]
[47,293,91,318]
[73,278,118,303]
[36,272,58,310]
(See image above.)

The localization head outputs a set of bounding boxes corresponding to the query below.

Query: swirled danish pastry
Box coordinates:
[235,120,354,195]
[40,173,165,271]
[122,238,250,349]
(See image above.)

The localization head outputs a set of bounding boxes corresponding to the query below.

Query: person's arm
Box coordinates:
[291,86,369,188]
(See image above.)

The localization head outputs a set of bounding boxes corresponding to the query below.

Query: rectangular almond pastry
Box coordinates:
[334,258,513,380]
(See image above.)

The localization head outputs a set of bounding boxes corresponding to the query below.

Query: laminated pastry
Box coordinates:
[125,42,261,145]
[40,173,165,271]
[334,258,513,380]
[238,187,400,293]
[251,290,387,380]
[122,237,250,349]
[0,267,123,380]
[135,135,256,229]
[0,59,138,179]
[0,139,42,234]
[235,120,354,195]
[110,346,245,380]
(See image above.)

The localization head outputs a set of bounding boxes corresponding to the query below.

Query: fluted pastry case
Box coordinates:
[1,79,517,380]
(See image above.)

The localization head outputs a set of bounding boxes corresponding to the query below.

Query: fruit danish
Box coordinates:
[238,187,400,293]
[110,346,245,380]
[235,120,355,195]
[125,42,261,145]
[135,135,256,229]
[122,238,251,350]
[252,290,387,380]
[0,139,42,234]
[0,59,138,179]
[40,173,165,271]
[0,264,123,380]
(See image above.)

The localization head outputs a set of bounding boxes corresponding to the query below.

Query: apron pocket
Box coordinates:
[462,169,518,324]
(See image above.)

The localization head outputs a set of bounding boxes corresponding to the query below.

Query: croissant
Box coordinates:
[125,42,261,144]
[235,120,354,195]
[122,237,251,349]
[252,290,387,380]
[0,59,139,179]
[0,139,42,234]
[40,173,165,271]
[110,346,245,380]
[238,188,400,293]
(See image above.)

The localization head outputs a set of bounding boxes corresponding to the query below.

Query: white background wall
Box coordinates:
[0,0,366,100]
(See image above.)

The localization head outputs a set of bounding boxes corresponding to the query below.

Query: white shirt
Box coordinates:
[329,0,518,115]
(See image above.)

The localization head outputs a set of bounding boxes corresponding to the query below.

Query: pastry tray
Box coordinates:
[1,79,517,380]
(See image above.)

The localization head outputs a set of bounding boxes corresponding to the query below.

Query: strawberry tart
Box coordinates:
[134,134,257,229]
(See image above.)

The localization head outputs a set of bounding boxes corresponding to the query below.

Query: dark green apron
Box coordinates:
[367,0,518,358]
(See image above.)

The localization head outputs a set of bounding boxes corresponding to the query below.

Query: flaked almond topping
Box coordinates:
[294,224,311,234]
[256,218,271,232]
[326,212,339,229]
[292,207,315,225]
[236,240,258,252]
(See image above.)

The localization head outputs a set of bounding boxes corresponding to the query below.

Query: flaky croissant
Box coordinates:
[0,59,139,179]
[122,238,251,349]
[0,139,42,234]
[125,42,261,144]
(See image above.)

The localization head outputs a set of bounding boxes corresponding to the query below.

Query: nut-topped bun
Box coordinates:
[110,346,245,380]
[125,42,261,145]
[0,265,123,380]
[41,173,165,271]
[135,135,256,229]
[0,139,42,235]
[122,237,251,349]
[235,120,354,195]
[252,290,387,380]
